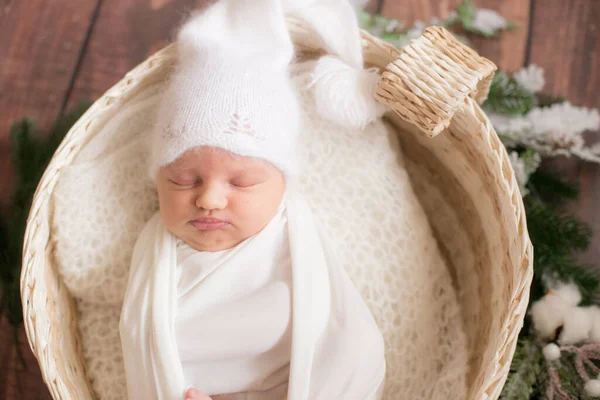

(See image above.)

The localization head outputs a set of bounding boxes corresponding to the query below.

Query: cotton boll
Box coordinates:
[530,292,571,339]
[558,307,593,345]
[585,379,600,397]
[542,343,561,361]
[589,306,600,342]
[551,282,582,307]
[311,56,388,130]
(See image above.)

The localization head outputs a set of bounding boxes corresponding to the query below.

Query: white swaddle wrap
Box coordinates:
[119,190,386,400]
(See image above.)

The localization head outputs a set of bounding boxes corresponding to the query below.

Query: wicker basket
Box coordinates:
[21,22,533,400]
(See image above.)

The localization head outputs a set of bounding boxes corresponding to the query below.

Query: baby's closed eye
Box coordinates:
[229,173,267,188]
[230,177,260,187]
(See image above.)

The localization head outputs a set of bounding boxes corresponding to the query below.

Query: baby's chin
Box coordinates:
[180,231,247,252]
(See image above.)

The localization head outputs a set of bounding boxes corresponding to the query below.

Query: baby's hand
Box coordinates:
[185,388,212,400]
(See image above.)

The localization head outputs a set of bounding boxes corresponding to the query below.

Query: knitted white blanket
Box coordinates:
[52,60,468,400]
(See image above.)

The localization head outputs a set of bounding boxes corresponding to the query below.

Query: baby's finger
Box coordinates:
[185,388,212,400]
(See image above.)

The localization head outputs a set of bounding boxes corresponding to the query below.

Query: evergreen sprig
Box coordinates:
[0,102,90,329]
[359,3,598,399]
[484,71,537,116]
[555,354,593,399]
[500,338,545,399]
[455,0,517,37]
[525,173,599,305]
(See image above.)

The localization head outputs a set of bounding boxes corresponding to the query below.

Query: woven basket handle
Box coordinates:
[374,26,497,138]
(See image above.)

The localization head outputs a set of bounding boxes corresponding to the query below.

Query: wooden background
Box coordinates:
[1,0,599,397]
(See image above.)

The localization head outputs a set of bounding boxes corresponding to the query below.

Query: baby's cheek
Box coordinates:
[161,191,193,225]
[228,197,257,231]
[236,198,275,236]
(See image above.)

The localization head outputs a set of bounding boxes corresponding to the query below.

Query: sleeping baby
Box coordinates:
[119,0,385,399]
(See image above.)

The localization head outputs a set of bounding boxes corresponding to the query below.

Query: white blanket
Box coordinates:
[119,189,386,400]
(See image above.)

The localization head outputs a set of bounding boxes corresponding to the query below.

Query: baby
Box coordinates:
[119,0,385,399]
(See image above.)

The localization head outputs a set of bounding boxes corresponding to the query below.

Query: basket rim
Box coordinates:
[20,19,533,400]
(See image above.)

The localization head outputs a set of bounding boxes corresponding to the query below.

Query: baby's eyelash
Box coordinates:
[230,180,254,188]
[169,179,197,187]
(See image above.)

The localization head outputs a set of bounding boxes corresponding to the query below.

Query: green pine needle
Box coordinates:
[456,0,476,28]
[484,71,537,116]
[527,170,579,202]
[500,338,544,399]
[455,0,514,37]
[0,101,90,330]
[555,355,592,399]
[524,190,599,304]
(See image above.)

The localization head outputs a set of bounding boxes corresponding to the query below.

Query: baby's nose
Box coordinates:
[195,184,227,210]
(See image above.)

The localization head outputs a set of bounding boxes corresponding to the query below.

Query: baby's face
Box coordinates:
[157,147,285,252]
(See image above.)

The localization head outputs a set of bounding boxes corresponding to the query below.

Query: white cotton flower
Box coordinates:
[585,379,600,397]
[559,307,593,344]
[530,292,571,339]
[587,306,600,342]
[548,281,583,307]
[471,8,508,35]
[514,65,546,93]
[542,343,561,361]
[530,282,584,340]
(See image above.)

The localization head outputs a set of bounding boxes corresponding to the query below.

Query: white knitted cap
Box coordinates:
[150,0,300,179]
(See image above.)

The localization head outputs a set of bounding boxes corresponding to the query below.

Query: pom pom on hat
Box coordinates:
[311,56,387,129]
[150,0,300,180]
[284,0,388,129]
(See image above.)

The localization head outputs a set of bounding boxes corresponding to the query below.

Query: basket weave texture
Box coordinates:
[21,24,533,400]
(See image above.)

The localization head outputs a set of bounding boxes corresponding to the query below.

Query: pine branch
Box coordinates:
[484,71,537,116]
[555,355,592,399]
[524,195,599,304]
[526,196,591,252]
[455,0,516,37]
[0,102,90,330]
[527,170,579,203]
[500,338,544,399]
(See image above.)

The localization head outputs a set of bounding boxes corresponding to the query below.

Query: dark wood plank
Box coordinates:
[528,0,599,109]
[0,316,52,400]
[65,0,383,108]
[467,0,531,72]
[65,0,211,109]
[1,0,98,394]
[364,0,382,14]
[528,0,600,267]
[0,0,99,206]
[380,0,531,71]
